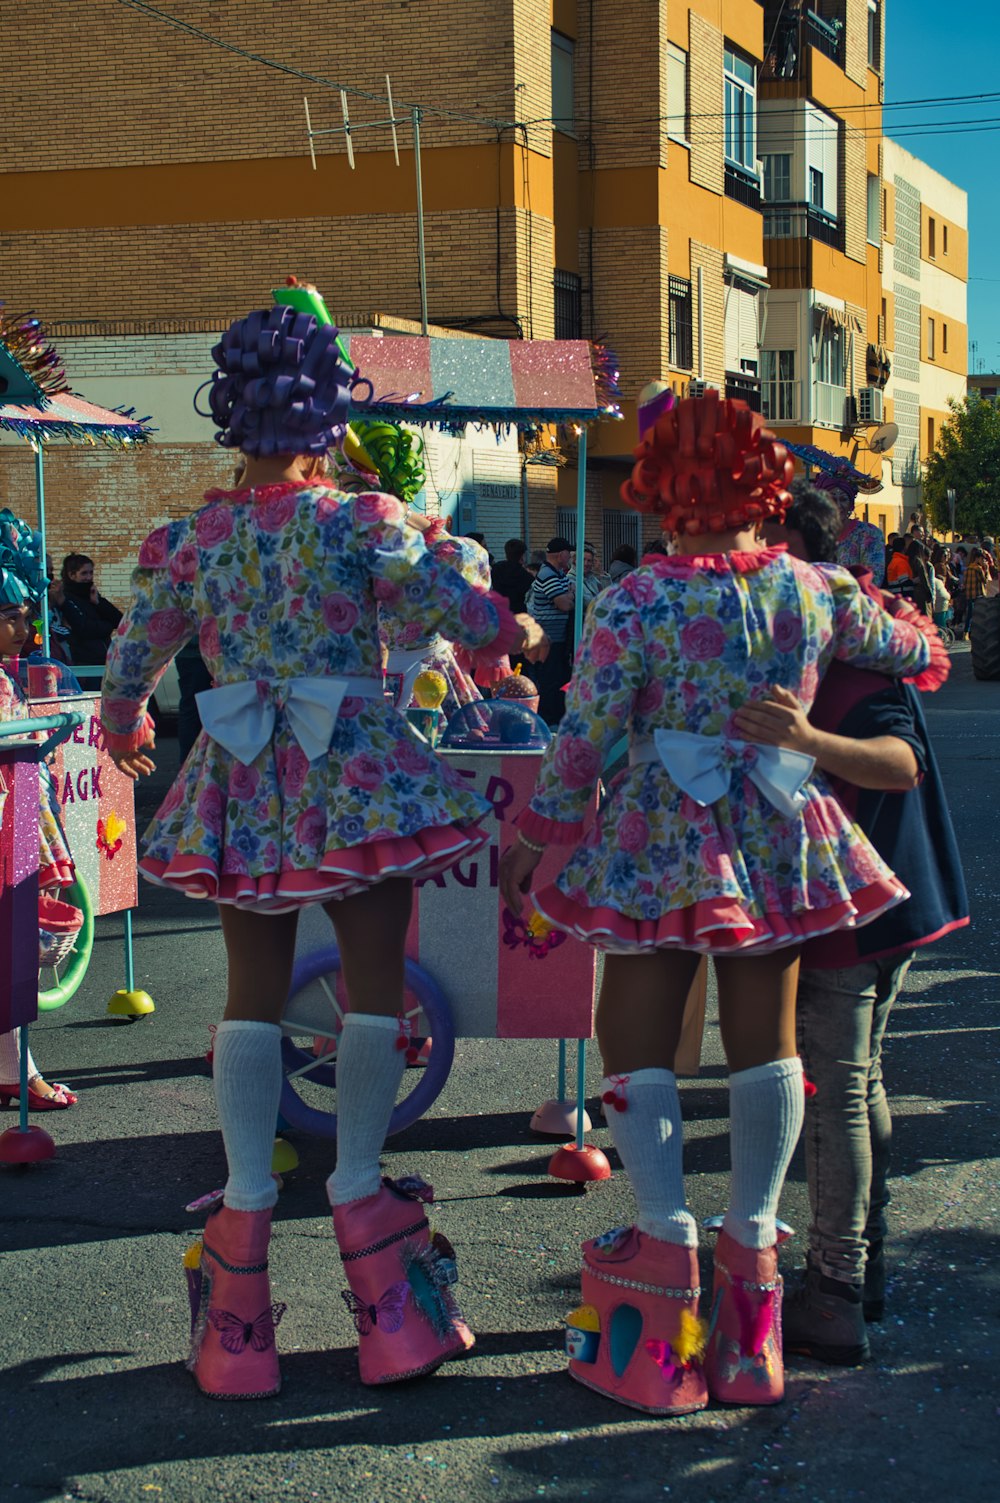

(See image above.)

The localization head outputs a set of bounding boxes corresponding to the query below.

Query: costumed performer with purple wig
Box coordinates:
[499,389,948,1417]
[816,464,886,582]
[100,300,547,1401]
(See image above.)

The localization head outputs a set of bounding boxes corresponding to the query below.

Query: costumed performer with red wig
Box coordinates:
[500,388,948,1417]
[101,299,546,1401]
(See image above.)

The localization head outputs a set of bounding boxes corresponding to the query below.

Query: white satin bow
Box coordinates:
[631,729,816,819]
[195,675,383,765]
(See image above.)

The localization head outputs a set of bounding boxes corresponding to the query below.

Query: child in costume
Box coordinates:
[499,390,948,1416]
[0,520,82,1111]
[334,419,502,714]
[101,302,545,1401]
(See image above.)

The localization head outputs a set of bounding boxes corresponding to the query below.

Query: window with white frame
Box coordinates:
[816,322,844,386]
[761,349,797,421]
[551,32,575,136]
[805,105,839,220]
[868,2,880,71]
[667,43,688,143]
[762,153,791,203]
[725,279,762,378]
[867,174,880,245]
[669,277,694,370]
[724,46,757,174]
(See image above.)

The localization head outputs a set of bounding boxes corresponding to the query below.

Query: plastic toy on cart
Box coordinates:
[281,311,624,1183]
[0,301,155,1033]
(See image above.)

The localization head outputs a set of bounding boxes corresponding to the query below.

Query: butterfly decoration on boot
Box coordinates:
[341,1281,409,1336]
[208,1302,286,1354]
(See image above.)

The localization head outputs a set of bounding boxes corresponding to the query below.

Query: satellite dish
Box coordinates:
[868,422,899,455]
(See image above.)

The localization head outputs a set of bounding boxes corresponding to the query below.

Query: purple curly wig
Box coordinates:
[813,467,859,514]
[205,306,358,456]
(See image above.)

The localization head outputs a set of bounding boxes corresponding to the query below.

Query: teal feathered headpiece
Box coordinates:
[0,508,48,608]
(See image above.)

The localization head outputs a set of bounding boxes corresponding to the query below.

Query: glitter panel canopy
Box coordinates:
[345,336,621,433]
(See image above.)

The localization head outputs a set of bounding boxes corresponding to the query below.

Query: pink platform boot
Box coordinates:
[566,1225,708,1416]
[333,1174,474,1385]
[185,1205,285,1400]
[703,1229,783,1405]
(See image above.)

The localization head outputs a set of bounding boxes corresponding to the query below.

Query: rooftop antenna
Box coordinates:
[303,77,427,335]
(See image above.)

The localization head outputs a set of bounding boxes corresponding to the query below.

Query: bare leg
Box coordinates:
[220,906,300,1022]
[714,948,800,1071]
[322,877,413,1016]
[595,950,702,1074]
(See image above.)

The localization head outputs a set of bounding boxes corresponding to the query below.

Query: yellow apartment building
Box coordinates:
[756,2,891,510]
[878,139,968,534]
[1,1,945,574]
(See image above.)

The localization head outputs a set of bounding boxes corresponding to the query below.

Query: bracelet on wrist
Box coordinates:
[517,831,546,855]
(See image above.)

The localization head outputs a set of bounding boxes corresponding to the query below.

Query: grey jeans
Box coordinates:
[796,954,914,1285]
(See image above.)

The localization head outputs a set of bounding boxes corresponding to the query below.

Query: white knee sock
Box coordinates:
[0,1029,37,1083]
[213,1019,283,1213]
[327,1013,407,1206]
[725,1057,804,1249]
[601,1067,698,1247]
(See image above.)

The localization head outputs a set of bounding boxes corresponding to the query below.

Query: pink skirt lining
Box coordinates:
[139,822,489,914]
[530,874,910,956]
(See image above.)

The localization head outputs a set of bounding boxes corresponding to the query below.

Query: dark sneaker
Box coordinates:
[863,1239,885,1323]
[783,1269,871,1365]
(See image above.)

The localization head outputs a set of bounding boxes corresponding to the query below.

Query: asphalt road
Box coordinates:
[2,646,998,1503]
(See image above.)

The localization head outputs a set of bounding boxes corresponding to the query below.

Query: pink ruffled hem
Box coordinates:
[102,712,156,754]
[517,807,587,844]
[139,822,489,914]
[638,545,788,578]
[902,612,951,693]
[530,874,910,957]
[469,593,524,675]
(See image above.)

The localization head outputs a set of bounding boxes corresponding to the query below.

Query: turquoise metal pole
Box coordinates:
[35,445,50,656]
[123,908,135,992]
[572,427,590,1149]
[19,1025,30,1132]
[575,1038,587,1149]
[573,426,588,644]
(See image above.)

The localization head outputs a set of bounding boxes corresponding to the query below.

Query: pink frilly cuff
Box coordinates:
[516,806,587,845]
[899,609,951,693]
[469,592,524,675]
[101,712,156,754]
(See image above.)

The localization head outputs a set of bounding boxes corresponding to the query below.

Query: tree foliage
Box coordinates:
[924,395,1000,538]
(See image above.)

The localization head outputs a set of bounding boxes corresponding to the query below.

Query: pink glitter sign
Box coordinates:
[406,751,597,1040]
[29,694,137,916]
[0,747,40,1032]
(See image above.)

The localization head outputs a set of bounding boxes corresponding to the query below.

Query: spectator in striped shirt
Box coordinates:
[524,536,575,724]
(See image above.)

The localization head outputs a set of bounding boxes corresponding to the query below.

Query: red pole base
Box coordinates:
[548,1143,612,1184]
[0,1124,57,1164]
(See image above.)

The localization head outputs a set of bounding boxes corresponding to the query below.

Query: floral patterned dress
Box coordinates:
[517,546,948,955]
[101,480,519,913]
[0,665,74,889]
[837,518,886,581]
[380,532,488,715]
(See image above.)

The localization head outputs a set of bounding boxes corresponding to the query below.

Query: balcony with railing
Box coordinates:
[726,373,763,411]
[763,6,845,79]
[725,164,762,210]
[763,202,843,250]
[762,379,802,424]
[814,381,849,428]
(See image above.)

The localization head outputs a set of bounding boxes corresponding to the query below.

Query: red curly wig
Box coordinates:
[621,391,794,537]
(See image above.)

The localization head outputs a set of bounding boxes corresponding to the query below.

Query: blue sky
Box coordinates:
[887,5,999,370]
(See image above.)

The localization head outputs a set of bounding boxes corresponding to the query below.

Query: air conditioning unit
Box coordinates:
[857,387,884,425]
[686,380,721,400]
